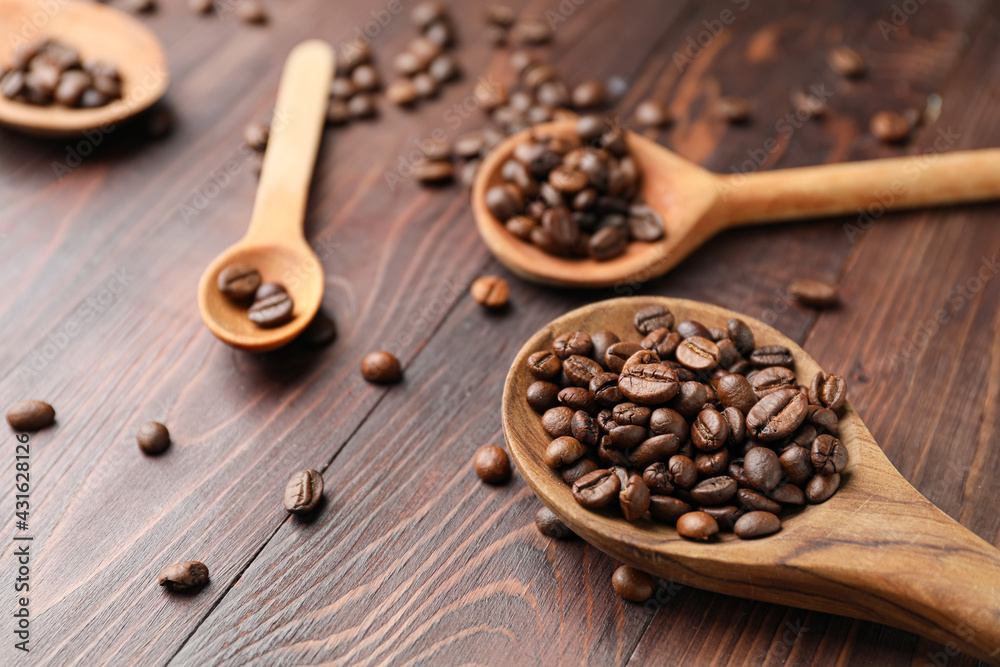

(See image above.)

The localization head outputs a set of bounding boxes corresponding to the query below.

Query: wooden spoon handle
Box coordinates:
[716,148,1000,227]
[245,40,335,244]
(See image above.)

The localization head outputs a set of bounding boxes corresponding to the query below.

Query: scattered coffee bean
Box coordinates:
[612,565,655,602]
[870,110,910,143]
[236,0,268,24]
[137,421,170,455]
[535,506,574,539]
[828,45,865,78]
[284,469,324,514]
[470,275,509,309]
[243,122,269,151]
[6,400,55,431]
[474,445,511,484]
[414,159,454,184]
[158,561,209,592]
[634,100,670,128]
[790,279,839,307]
[387,78,419,106]
[361,350,402,384]
[714,96,750,123]
[217,263,261,302]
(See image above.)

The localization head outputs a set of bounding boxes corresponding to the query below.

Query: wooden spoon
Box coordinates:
[474,120,1000,288]
[197,40,334,353]
[0,0,168,137]
[503,296,1000,662]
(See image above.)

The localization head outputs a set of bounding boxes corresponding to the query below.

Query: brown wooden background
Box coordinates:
[1,0,998,664]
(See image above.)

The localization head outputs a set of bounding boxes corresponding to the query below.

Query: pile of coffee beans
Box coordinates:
[483,5,553,48]
[385,2,461,110]
[485,115,664,260]
[1,39,122,108]
[525,305,849,540]
[328,40,382,125]
[217,263,294,328]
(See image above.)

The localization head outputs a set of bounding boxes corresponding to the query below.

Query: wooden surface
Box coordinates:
[0,0,998,665]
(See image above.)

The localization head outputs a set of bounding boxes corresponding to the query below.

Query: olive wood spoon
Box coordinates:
[474,120,1000,288]
[198,40,333,352]
[503,296,1000,662]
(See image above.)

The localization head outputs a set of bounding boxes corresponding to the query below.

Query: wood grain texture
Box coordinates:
[0,0,997,664]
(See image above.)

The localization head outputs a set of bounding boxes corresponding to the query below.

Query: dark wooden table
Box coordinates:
[2,0,998,664]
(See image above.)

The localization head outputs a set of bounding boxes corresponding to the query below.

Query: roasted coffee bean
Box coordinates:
[806,472,840,503]
[736,488,781,514]
[549,165,589,194]
[6,399,55,431]
[330,76,356,100]
[571,79,607,109]
[734,511,781,539]
[598,436,630,468]
[727,318,755,355]
[695,449,729,478]
[470,275,509,309]
[811,434,848,474]
[572,469,620,509]
[721,407,745,446]
[541,406,574,438]
[413,72,439,99]
[545,436,587,468]
[589,373,623,406]
[216,263,261,302]
[809,372,847,411]
[541,206,580,249]
[553,332,593,359]
[563,355,603,387]
[779,445,813,485]
[746,388,807,440]
[54,70,90,106]
[691,407,729,452]
[790,279,839,307]
[571,410,599,446]
[649,407,689,441]
[511,15,553,44]
[649,495,692,523]
[428,53,459,83]
[609,565,655,602]
[421,140,452,162]
[629,434,679,469]
[715,339,740,369]
[248,289,293,327]
[668,454,697,489]
[158,561,209,592]
[871,110,910,143]
[728,462,751,487]
[588,226,628,260]
[189,0,213,14]
[485,184,522,220]
[696,505,738,531]
[411,1,446,28]
[608,423,647,448]
[807,405,839,432]
[770,483,806,505]
[713,374,756,415]
[137,421,170,455]
[670,381,715,419]
[789,424,818,450]
[743,446,781,492]
[642,462,674,495]
[327,99,350,125]
[749,345,794,369]
[677,511,719,540]
[474,446,512,484]
[675,320,710,340]
[361,350,402,384]
[613,402,651,427]
[624,205,664,242]
[605,342,643,373]
[284,469,324,513]
[561,457,599,485]
[526,381,560,413]
[414,159,454,184]
[589,331,619,367]
[634,99,670,127]
[253,282,285,300]
[505,215,537,240]
[535,506,574,539]
[620,475,651,521]
[690,476,737,505]
[752,366,797,398]
[714,96,750,123]
[558,387,596,414]
[828,45,865,77]
[619,363,679,405]
[634,305,674,334]
[641,329,679,358]
[527,350,561,380]
[596,409,615,433]
[236,0,268,23]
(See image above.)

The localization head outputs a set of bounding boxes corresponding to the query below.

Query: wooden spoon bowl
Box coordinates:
[0,0,168,137]
[473,121,1000,288]
[503,296,1000,661]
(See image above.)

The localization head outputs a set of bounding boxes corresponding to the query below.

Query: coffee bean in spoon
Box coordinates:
[217,263,261,302]
[248,288,294,328]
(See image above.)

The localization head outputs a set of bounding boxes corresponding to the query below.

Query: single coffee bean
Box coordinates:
[620,475,651,521]
[649,407,689,441]
[746,388,808,440]
[808,372,847,411]
[505,214,537,240]
[158,561,209,592]
[589,373,623,406]
[751,366,797,399]
[571,79,607,109]
[727,318,755,355]
[470,275,509,309]
[728,462,751,487]
[668,454,697,489]
[670,381,715,419]
[676,337,720,372]
[694,448,729,478]
[734,511,781,539]
[598,436,631,468]
[736,488,782,514]
[612,402,651,427]
[828,45,865,77]
[649,495,693,523]
[553,332,593,359]
[605,342,643,373]
[6,400,55,431]
[330,76,356,100]
[691,407,729,452]
[596,409,615,433]
[634,99,670,127]
[561,457,598,485]
[527,350,561,380]
[588,226,628,260]
[217,263,261,302]
[485,184,522,220]
[474,445,512,484]
[806,472,840,503]
[642,462,675,495]
[535,506,574,539]
[619,363,679,405]
[629,434,679,469]
[572,469,620,509]
[571,410,599,446]
[526,381,560,413]
[789,424,818,450]
[715,338,741,369]
[749,345,794,369]
[807,405,839,432]
[811,434,848,474]
[361,351,402,384]
[743,446,782,492]
[254,282,285,301]
[541,406,574,438]
[249,289,294,328]
[641,329,679,358]
[413,159,454,184]
[722,406,746,446]
[695,505,740,533]
[549,165,589,194]
[608,423,647,449]
[770,483,806,505]
[284,469,324,513]
[714,95,750,123]
[590,330,620,368]
[236,0,268,23]
[243,122,269,151]
[612,565,655,602]
[779,445,814,485]
[541,206,580,249]
[677,511,719,540]
[676,320,710,340]
[790,279,839,307]
[563,355,603,387]
[559,387,596,414]
[634,305,674,334]
[870,110,910,143]
[690,476,737,506]
[137,421,170,455]
[625,204,664,242]
[545,436,587,468]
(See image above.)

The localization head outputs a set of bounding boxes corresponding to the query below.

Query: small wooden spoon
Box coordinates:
[0,0,168,137]
[197,40,334,353]
[474,121,1000,288]
[503,296,1000,662]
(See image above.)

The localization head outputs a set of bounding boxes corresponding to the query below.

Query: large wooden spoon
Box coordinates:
[474,120,1000,288]
[502,296,1000,662]
[0,0,168,137]
[197,40,334,353]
